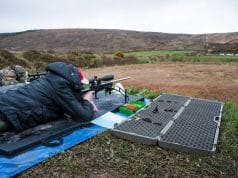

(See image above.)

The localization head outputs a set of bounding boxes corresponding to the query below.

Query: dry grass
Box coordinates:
[84,63,238,105]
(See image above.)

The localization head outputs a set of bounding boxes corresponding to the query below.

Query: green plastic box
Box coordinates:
[119,100,145,116]
[129,100,145,110]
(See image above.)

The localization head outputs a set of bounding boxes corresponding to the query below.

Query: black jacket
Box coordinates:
[0,62,94,131]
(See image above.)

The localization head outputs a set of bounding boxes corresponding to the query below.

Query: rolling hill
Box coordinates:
[0,29,237,52]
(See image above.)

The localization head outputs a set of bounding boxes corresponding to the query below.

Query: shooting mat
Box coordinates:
[0,84,142,156]
[0,84,142,177]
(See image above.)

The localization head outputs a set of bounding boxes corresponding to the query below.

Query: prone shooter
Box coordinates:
[28,72,131,102]
[0,62,130,132]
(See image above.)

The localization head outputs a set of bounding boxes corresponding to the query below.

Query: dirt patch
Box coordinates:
[84,63,238,105]
[234,79,238,84]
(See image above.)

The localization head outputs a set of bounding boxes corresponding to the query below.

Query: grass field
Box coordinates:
[125,50,238,62]
[125,50,189,57]
[7,51,236,177]
[20,89,238,177]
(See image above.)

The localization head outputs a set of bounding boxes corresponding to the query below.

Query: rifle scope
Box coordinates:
[89,74,114,84]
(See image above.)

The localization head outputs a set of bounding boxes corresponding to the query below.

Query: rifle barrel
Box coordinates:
[103,76,131,84]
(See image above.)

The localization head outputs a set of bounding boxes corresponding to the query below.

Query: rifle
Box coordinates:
[27,72,130,103]
[27,72,46,82]
[81,74,131,103]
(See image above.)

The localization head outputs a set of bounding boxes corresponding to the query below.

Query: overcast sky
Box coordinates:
[0,0,237,34]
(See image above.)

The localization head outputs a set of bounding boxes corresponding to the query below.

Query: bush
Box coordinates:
[13,58,29,67]
[101,56,115,66]
[113,56,124,65]
[0,56,8,68]
[0,50,30,68]
[23,50,41,61]
[137,59,149,64]
[89,57,100,68]
[33,62,47,71]
[41,53,56,63]
[123,56,139,64]
[171,57,184,62]
[0,49,15,60]
[114,51,125,58]
[67,52,98,68]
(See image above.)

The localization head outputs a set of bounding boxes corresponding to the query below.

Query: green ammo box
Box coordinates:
[119,100,145,116]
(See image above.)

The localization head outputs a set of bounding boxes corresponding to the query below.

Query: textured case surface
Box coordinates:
[111,93,223,155]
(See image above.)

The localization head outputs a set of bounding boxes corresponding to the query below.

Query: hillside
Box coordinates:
[0,29,238,52]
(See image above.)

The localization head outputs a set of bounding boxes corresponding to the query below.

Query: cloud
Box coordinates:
[0,0,237,33]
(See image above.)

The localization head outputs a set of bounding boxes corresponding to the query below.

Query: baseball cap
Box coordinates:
[77,67,89,84]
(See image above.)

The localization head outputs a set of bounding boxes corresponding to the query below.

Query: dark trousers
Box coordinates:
[0,111,7,121]
[0,111,10,131]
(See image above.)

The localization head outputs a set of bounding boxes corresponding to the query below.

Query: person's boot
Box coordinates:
[0,118,9,132]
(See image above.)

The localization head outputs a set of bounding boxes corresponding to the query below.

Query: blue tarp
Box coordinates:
[0,84,146,177]
[0,124,105,178]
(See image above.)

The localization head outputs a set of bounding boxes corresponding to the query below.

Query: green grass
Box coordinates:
[19,89,238,177]
[125,50,189,57]
[185,55,238,62]
[127,87,159,99]
[219,101,238,157]
[124,50,238,63]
